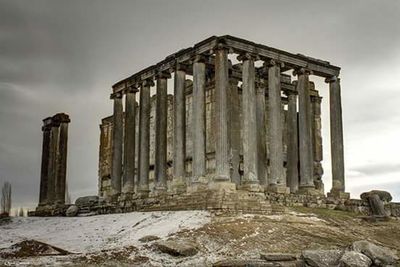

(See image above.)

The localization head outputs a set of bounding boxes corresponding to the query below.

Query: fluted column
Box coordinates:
[286,90,299,193]
[110,91,123,195]
[239,53,260,190]
[55,114,70,204]
[214,44,231,182]
[311,93,324,193]
[123,85,138,193]
[296,69,314,191]
[326,76,348,198]
[39,118,52,206]
[256,82,267,187]
[47,121,60,204]
[155,72,170,192]
[229,78,241,186]
[267,60,288,193]
[173,65,187,192]
[192,56,207,182]
[137,79,153,196]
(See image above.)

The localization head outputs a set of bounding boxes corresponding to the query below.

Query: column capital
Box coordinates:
[193,54,208,63]
[264,59,285,69]
[237,52,258,62]
[175,61,190,72]
[325,75,340,83]
[293,67,313,76]
[142,79,155,88]
[52,113,71,124]
[310,95,323,103]
[283,89,297,97]
[155,70,172,80]
[125,83,139,94]
[213,40,230,53]
[110,91,123,100]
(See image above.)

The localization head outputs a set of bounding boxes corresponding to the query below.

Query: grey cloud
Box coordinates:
[351,163,400,176]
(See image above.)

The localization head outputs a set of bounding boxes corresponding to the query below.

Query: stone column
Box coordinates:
[256,81,267,187]
[192,56,207,183]
[123,85,138,193]
[286,90,299,193]
[137,79,153,196]
[154,72,170,193]
[267,60,288,193]
[326,76,349,198]
[239,53,261,191]
[213,44,231,183]
[47,121,60,204]
[311,93,324,193]
[110,91,123,196]
[54,113,70,204]
[173,65,187,192]
[39,118,52,206]
[296,69,314,191]
[229,78,241,186]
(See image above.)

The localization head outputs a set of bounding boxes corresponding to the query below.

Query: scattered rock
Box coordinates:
[0,240,70,258]
[339,251,372,267]
[75,195,101,208]
[260,252,297,261]
[213,259,279,267]
[139,235,160,243]
[352,240,399,266]
[302,249,344,267]
[360,190,392,203]
[66,205,79,217]
[155,240,197,257]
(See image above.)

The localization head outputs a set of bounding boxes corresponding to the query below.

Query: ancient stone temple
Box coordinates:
[36,113,70,211]
[97,35,349,211]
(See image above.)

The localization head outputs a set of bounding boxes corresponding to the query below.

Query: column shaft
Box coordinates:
[241,56,259,184]
[123,88,137,193]
[155,76,168,191]
[138,80,153,194]
[47,125,59,204]
[268,63,285,187]
[286,93,299,193]
[256,85,267,186]
[111,93,123,195]
[39,121,51,205]
[55,121,69,204]
[173,69,186,189]
[329,77,345,193]
[229,78,241,185]
[297,71,314,188]
[192,60,206,181]
[214,47,230,181]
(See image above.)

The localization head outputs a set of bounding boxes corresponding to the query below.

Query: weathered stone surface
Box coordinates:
[75,196,100,208]
[339,251,372,267]
[301,249,344,267]
[260,252,297,261]
[139,235,160,243]
[213,259,279,267]
[360,190,392,202]
[352,240,399,266]
[65,205,79,217]
[155,240,197,257]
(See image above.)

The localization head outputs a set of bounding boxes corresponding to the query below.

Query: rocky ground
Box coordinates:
[0,207,399,266]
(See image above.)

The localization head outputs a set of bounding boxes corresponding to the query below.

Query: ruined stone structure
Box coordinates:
[37,113,70,209]
[96,35,349,211]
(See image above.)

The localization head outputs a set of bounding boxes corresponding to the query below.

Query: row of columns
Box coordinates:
[109,47,345,197]
[39,113,70,206]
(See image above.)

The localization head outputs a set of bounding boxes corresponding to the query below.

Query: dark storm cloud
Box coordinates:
[0,0,399,209]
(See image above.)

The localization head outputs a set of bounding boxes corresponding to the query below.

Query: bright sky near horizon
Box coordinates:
[1,0,400,210]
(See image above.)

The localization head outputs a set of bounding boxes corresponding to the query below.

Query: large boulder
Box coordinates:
[302,249,344,267]
[154,240,197,257]
[65,205,79,217]
[352,240,399,266]
[339,251,372,267]
[360,190,392,202]
[75,196,101,208]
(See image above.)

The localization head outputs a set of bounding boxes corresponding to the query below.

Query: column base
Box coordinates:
[327,190,350,199]
[208,180,236,193]
[267,184,290,194]
[169,179,187,194]
[238,181,264,192]
[122,184,135,194]
[187,181,208,193]
[151,186,167,196]
[297,186,324,196]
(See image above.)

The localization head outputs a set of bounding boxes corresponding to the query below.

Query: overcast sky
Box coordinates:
[1,0,400,210]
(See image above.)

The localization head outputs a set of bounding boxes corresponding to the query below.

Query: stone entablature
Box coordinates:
[99,35,346,203]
